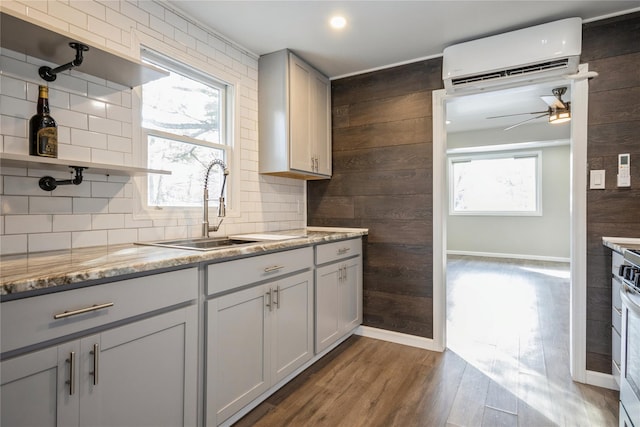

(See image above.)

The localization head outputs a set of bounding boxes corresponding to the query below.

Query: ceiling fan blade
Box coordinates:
[487,110,547,119]
[504,113,548,131]
[540,95,565,109]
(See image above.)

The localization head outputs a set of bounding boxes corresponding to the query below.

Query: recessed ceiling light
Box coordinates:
[330,16,347,30]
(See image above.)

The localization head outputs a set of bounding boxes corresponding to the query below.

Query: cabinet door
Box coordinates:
[342,257,363,333]
[207,286,271,425]
[289,54,313,173]
[1,342,79,427]
[315,264,342,354]
[271,270,314,383]
[311,71,331,176]
[80,305,198,427]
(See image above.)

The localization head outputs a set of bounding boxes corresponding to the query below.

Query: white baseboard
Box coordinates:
[447,250,570,263]
[585,370,619,391]
[355,326,443,352]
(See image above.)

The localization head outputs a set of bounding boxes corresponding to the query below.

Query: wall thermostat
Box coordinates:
[618,153,631,187]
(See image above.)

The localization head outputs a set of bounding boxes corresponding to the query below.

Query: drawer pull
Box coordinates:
[337,247,350,255]
[54,302,114,319]
[264,265,285,273]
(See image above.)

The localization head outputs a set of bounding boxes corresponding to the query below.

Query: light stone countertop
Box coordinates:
[0,227,368,299]
[602,236,640,254]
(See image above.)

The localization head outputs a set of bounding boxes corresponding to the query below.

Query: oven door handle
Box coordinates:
[621,283,640,315]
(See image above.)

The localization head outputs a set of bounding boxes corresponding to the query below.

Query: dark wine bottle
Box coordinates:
[29,85,58,158]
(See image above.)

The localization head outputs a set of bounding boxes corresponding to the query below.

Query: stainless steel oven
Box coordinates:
[620,249,640,427]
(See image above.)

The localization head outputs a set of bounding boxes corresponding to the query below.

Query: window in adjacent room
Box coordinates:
[449,151,541,215]
[140,51,233,210]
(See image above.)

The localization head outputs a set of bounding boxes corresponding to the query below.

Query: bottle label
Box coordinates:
[36,127,58,157]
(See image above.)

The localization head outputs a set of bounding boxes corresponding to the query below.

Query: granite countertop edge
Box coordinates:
[1,228,368,298]
[602,236,640,254]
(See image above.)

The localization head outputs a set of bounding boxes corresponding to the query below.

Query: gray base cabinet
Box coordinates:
[1,269,198,427]
[315,239,363,354]
[206,269,314,425]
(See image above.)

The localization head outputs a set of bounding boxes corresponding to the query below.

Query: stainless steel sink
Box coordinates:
[135,237,259,251]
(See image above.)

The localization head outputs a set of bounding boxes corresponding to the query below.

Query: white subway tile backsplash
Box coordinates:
[72,229,107,248]
[73,197,109,214]
[50,1,88,29]
[3,176,44,196]
[29,232,71,252]
[53,214,92,232]
[5,214,52,234]
[1,234,28,255]
[55,108,89,130]
[1,115,27,138]
[0,95,33,120]
[105,104,131,123]
[0,75,26,98]
[92,213,125,229]
[88,116,122,136]
[70,94,106,117]
[1,195,29,215]
[3,136,29,155]
[88,82,122,105]
[70,0,106,20]
[91,148,124,165]
[88,15,121,44]
[106,134,130,152]
[108,228,137,245]
[91,181,125,198]
[120,1,149,27]
[29,196,73,214]
[137,226,164,242]
[71,128,108,149]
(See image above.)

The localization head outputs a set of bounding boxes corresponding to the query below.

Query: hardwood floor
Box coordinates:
[234,256,619,427]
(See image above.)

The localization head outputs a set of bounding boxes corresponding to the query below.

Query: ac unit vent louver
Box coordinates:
[442,18,582,93]
[451,59,571,87]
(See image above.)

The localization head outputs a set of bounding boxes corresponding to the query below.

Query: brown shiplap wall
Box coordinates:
[583,12,640,373]
[308,60,442,337]
[308,11,640,373]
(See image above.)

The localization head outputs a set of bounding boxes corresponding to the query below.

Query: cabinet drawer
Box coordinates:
[1,268,198,355]
[207,247,312,296]
[315,238,362,265]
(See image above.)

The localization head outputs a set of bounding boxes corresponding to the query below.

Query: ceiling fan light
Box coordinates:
[549,106,571,124]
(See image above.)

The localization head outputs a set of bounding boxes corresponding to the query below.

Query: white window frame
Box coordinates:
[132,48,240,221]
[448,150,542,216]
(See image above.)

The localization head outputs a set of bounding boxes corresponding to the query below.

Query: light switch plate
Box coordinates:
[590,170,605,189]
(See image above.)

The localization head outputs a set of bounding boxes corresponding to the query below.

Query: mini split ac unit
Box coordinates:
[442,17,582,93]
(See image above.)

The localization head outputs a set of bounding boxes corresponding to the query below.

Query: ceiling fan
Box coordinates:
[487,87,571,131]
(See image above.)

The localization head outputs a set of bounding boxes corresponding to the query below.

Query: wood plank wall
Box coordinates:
[307,11,640,373]
[307,60,443,337]
[583,11,640,373]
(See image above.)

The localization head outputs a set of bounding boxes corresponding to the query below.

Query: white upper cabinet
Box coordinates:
[259,49,331,180]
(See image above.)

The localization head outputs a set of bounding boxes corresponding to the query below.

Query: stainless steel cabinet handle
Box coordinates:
[66,351,76,396]
[90,343,99,385]
[274,285,280,309]
[54,302,114,319]
[264,265,285,273]
[337,247,350,255]
[266,288,273,311]
[614,306,622,316]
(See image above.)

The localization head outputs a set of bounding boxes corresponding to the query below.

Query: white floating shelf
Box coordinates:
[0,153,170,177]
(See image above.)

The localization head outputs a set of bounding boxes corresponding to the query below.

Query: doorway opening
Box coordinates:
[431,66,592,387]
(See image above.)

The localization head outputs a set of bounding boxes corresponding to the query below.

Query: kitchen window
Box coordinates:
[449,151,542,216]
[139,51,233,211]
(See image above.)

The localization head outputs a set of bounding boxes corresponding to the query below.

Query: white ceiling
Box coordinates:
[166,1,639,79]
[165,1,639,132]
